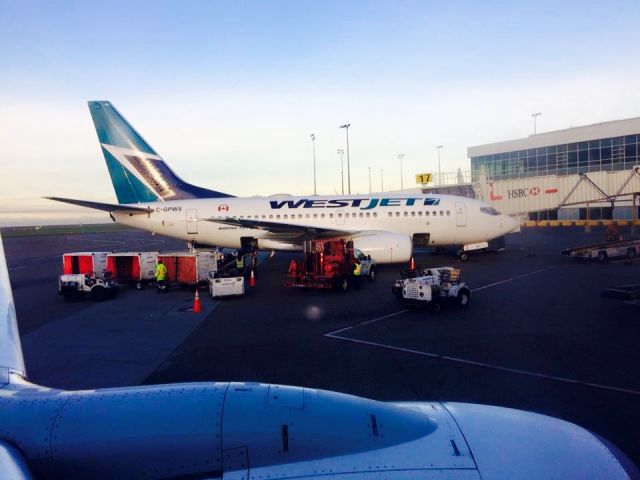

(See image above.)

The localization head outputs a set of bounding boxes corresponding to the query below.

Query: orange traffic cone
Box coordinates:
[410,257,415,271]
[193,289,202,313]
[249,269,256,287]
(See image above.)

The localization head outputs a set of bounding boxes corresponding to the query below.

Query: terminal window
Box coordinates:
[471,134,639,181]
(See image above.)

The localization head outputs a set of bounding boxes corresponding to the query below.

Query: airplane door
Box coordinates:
[186,209,198,234]
[455,202,466,227]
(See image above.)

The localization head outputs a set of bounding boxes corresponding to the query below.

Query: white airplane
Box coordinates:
[0,236,637,478]
[47,101,518,263]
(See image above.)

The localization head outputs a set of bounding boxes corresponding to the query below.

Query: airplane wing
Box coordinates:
[205,216,359,240]
[0,441,33,480]
[45,197,152,215]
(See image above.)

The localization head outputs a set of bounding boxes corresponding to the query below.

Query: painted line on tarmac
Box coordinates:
[325,310,409,337]
[472,264,557,292]
[324,333,640,397]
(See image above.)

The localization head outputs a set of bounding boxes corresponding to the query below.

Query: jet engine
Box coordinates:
[352,232,412,264]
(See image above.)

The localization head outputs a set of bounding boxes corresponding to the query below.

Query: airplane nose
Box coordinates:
[502,215,519,234]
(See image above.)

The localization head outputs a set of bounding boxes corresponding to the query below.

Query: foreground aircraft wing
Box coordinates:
[0,441,32,480]
[45,196,152,215]
[206,216,359,240]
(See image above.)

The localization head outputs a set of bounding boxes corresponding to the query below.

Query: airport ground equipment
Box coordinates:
[397,267,471,311]
[58,272,118,301]
[562,238,640,261]
[156,251,219,286]
[460,236,506,261]
[602,284,640,305]
[208,271,245,298]
[106,251,158,289]
[62,251,109,276]
[392,267,427,296]
[59,252,118,300]
[2,236,638,479]
[285,238,376,291]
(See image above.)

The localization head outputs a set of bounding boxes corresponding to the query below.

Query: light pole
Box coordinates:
[380,169,384,192]
[310,134,317,195]
[436,145,443,185]
[532,112,541,135]
[368,166,372,194]
[340,124,351,194]
[398,153,405,189]
[337,148,344,195]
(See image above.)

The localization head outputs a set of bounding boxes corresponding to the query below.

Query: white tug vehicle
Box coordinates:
[395,266,471,312]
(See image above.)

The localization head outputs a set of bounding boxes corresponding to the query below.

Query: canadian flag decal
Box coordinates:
[218,204,229,212]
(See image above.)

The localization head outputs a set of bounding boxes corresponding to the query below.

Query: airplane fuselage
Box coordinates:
[114,193,516,259]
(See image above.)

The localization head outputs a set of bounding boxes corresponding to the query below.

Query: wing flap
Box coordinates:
[45,196,152,215]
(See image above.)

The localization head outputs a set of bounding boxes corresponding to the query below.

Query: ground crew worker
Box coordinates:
[235,253,244,276]
[242,252,253,280]
[155,260,168,293]
[351,259,362,290]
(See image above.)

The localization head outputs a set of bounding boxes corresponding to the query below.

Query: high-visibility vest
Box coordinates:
[155,263,167,281]
[353,262,362,276]
[236,257,244,269]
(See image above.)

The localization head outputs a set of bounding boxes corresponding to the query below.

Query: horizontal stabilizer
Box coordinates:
[207,216,358,240]
[45,197,152,215]
[0,235,26,378]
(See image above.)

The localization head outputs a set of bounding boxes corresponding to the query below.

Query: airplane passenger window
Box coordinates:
[262,215,266,219]
[440,211,444,216]
[388,212,393,217]
[446,210,451,216]
[418,211,423,216]
[298,214,303,219]
[313,214,318,219]
[276,215,281,219]
[425,211,430,217]
[338,213,343,217]
[283,215,288,219]
[346,213,350,218]
[269,215,273,219]
[404,212,408,217]
[411,212,415,217]
[366,212,370,218]
[329,213,334,219]
[321,214,325,219]
[306,214,310,219]
[373,212,378,217]
[395,212,400,217]
[359,213,363,218]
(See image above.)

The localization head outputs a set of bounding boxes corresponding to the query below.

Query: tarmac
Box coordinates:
[4,226,640,466]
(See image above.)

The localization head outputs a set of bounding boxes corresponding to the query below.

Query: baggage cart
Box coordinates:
[157,251,218,286]
[59,252,117,301]
[106,252,158,289]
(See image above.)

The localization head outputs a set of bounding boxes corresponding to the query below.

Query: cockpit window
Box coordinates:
[480,206,500,215]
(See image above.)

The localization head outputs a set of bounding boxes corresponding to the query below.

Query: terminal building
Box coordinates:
[464,117,640,221]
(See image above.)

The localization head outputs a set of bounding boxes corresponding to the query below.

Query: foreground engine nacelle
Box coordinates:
[352,232,412,264]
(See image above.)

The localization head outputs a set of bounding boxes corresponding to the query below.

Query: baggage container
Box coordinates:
[106,252,158,289]
[62,252,109,276]
[157,251,218,285]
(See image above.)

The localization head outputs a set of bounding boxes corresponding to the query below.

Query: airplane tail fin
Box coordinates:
[88,101,233,204]
[0,235,26,380]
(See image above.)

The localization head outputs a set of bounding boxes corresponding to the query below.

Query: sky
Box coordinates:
[2,0,640,225]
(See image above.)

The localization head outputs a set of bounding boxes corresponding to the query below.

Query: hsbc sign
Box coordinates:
[508,186,541,199]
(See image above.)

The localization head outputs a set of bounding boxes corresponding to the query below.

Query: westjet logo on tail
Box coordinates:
[269,197,440,210]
